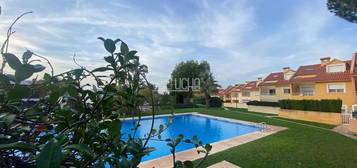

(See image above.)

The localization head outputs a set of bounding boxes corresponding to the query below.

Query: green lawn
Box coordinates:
[155,107,357,168]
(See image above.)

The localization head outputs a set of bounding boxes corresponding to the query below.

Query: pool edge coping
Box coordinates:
[138,112,287,168]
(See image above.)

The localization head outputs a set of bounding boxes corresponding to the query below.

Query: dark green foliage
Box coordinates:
[193,96,206,104]
[209,97,222,107]
[247,101,280,107]
[327,0,357,23]
[279,99,342,113]
[167,60,220,107]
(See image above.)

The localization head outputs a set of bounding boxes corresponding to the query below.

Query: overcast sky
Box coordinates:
[1,0,357,90]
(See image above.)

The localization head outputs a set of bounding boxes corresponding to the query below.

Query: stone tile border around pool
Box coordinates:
[137,112,287,168]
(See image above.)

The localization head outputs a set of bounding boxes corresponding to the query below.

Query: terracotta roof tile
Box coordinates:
[242,81,259,91]
[258,72,290,87]
[290,60,352,83]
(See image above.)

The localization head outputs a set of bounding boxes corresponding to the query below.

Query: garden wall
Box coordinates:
[278,109,341,125]
[223,103,247,109]
[248,105,279,114]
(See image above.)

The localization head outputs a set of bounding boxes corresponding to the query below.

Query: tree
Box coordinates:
[167,61,202,104]
[327,0,357,23]
[167,60,219,107]
[199,61,220,108]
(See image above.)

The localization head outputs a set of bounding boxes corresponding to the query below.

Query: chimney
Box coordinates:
[320,57,331,64]
[351,53,357,74]
[257,77,262,81]
[283,67,290,72]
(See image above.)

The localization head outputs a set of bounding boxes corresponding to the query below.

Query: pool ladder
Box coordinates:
[259,122,267,132]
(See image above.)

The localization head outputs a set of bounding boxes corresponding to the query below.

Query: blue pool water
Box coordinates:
[121,114,262,161]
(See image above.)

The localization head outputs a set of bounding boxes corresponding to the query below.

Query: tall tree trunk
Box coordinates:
[205,93,210,109]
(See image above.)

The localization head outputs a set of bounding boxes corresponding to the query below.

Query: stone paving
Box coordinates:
[333,125,357,140]
[207,161,241,168]
[139,113,287,168]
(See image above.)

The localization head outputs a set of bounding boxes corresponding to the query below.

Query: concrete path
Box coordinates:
[207,161,241,168]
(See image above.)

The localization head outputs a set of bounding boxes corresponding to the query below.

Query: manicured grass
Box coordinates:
[274,117,336,129]
[155,108,357,168]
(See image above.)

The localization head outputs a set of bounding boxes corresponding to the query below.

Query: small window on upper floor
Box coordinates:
[284,74,293,80]
[305,67,315,71]
[327,64,345,73]
[273,75,279,78]
[328,83,345,93]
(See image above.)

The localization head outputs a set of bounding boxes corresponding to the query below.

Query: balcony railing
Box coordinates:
[292,91,314,96]
[260,93,276,96]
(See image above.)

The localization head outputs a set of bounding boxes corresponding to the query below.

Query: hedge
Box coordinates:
[246,101,280,107]
[279,99,342,113]
[209,97,223,107]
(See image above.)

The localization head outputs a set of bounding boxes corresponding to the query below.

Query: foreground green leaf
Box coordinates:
[4,53,22,70]
[36,139,64,168]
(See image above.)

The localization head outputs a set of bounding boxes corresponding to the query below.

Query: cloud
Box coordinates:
[196,0,255,48]
[1,0,357,90]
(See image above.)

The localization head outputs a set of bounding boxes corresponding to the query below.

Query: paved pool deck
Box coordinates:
[137,112,287,168]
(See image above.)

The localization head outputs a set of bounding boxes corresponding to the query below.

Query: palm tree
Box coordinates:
[199,62,220,108]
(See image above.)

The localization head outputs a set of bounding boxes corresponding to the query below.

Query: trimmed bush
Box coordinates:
[279,99,342,113]
[247,101,280,107]
[209,97,223,107]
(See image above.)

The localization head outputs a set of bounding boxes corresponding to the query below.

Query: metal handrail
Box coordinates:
[259,122,267,132]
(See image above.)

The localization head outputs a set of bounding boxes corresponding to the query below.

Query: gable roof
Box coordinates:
[290,60,352,83]
[242,81,259,91]
[259,72,290,87]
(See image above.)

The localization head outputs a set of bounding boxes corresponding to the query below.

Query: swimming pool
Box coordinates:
[122,114,262,162]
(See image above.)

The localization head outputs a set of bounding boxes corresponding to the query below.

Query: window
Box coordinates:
[305,67,315,71]
[352,105,357,118]
[242,99,250,103]
[232,93,239,97]
[341,105,348,114]
[327,83,345,93]
[327,64,345,73]
[283,88,291,94]
[300,85,314,96]
[255,92,260,96]
[242,92,250,97]
[284,74,293,80]
[268,89,276,95]
[273,75,279,78]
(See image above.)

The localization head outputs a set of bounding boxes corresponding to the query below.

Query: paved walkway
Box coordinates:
[207,161,241,168]
[333,125,357,140]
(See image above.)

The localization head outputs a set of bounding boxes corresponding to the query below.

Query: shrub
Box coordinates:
[193,96,206,104]
[247,100,280,107]
[279,99,342,113]
[209,97,223,107]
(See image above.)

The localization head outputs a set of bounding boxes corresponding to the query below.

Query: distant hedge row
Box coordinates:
[246,101,280,107]
[279,99,342,113]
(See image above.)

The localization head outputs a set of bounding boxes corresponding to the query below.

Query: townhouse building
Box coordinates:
[289,56,357,113]
[259,67,296,102]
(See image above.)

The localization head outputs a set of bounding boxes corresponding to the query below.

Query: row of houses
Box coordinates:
[216,53,357,114]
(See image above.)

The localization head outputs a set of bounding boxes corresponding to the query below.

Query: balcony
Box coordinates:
[260,93,276,96]
[292,91,314,96]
